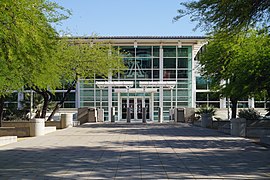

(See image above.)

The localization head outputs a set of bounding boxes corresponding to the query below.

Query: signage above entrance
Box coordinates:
[139,81,177,88]
[96,81,134,88]
[115,88,158,93]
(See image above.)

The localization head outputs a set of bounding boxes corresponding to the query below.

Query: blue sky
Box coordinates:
[52,0,205,36]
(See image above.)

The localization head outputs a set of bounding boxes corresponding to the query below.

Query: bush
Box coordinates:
[195,105,216,115]
[238,108,260,120]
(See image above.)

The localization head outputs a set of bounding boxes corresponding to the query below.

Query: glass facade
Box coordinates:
[79,45,193,121]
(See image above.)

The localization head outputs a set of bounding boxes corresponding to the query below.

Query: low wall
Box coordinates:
[46,121,61,129]
[0,127,29,137]
[2,120,31,128]
[2,119,48,137]
[247,127,270,138]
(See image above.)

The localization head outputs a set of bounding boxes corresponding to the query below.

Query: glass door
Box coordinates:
[121,97,150,120]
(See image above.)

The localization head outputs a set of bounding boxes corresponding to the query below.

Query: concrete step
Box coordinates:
[0,136,17,146]
[260,135,270,146]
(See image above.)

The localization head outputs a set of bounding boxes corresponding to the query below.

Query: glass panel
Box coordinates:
[66,93,75,101]
[137,70,151,79]
[130,99,134,119]
[196,77,207,89]
[137,57,151,68]
[145,99,150,119]
[63,103,75,108]
[153,58,159,68]
[153,70,159,78]
[196,92,207,101]
[136,47,152,57]
[178,58,188,68]
[178,48,188,57]
[119,46,135,57]
[164,70,176,79]
[122,99,127,119]
[164,58,176,68]
[153,46,159,57]
[163,46,176,57]
[137,98,142,119]
[178,70,188,78]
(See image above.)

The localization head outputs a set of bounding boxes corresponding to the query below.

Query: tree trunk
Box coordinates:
[40,91,48,118]
[40,91,53,119]
[231,98,238,119]
[47,81,76,121]
[33,88,52,119]
[0,96,4,127]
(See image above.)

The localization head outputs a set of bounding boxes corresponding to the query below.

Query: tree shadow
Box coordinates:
[0,123,269,179]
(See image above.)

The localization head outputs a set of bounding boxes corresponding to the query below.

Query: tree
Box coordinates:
[174,0,270,33]
[47,38,126,121]
[0,0,70,124]
[198,30,270,118]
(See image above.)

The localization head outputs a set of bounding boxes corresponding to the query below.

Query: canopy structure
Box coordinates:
[96,81,134,88]
[139,81,177,88]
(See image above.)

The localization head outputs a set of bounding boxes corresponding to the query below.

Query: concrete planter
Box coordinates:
[231,118,246,137]
[29,118,45,137]
[61,113,73,128]
[201,113,213,128]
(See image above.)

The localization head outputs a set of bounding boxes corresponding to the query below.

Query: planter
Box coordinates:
[29,118,45,137]
[230,118,246,137]
[201,113,213,128]
[61,113,73,128]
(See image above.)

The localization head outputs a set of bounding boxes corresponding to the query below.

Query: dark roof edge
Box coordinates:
[68,36,206,40]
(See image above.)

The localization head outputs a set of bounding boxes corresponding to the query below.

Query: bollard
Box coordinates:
[158,107,163,123]
[142,107,146,123]
[111,107,115,123]
[127,107,131,123]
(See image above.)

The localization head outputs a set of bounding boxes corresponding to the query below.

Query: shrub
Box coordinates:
[195,105,216,115]
[238,108,260,120]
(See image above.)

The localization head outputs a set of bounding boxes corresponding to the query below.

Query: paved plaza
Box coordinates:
[0,123,269,179]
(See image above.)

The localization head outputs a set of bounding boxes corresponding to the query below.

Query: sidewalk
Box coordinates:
[0,123,269,179]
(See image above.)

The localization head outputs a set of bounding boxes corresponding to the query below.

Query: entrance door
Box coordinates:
[121,97,150,120]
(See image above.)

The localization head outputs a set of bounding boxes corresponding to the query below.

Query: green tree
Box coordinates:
[174,0,270,33]
[0,0,70,124]
[199,30,270,118]
[47,38,126,121]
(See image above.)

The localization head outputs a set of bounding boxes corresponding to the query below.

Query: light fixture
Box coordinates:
[134,41,137,48]
[178,40,182,48]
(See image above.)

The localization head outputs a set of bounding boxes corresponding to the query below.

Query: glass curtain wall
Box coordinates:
[79,45,193,121]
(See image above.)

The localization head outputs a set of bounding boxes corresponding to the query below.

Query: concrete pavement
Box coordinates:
[0,123,269,179]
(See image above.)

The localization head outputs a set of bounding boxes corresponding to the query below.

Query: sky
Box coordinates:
[52,0,205,37]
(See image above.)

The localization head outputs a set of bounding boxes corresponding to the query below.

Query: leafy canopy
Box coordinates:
[56,38,126,84]
[174,0,270,33]
[199,30,270,99]
[0,0,70,96]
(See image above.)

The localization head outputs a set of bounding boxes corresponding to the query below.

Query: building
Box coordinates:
[9,36,268,122]
[75,36,207,122]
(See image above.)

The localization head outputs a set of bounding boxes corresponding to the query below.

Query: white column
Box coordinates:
[108,74,112,122]
[118,92,121,121]
[191,45,196,108]
[76,80,80,108]
[159,46,164,122]
[151,92,154,121]
[220,98,227,108]
[248,97,255,108]
[17,92,24,110]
